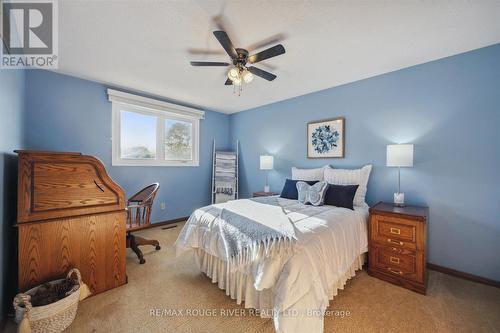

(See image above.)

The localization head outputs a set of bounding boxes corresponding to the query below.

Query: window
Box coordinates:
[108,89,204,166]
[165,119,193,161]
[120,111,157,159]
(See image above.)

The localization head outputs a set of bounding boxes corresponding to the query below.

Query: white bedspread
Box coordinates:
[175,196,368,333]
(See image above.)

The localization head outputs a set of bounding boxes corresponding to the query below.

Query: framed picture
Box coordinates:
[307,117,345,158]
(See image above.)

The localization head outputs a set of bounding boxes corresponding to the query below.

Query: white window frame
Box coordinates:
[108,89,204,167]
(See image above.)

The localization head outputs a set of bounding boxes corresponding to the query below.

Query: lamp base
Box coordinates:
[393,192,405,207]
[264,185,270,193]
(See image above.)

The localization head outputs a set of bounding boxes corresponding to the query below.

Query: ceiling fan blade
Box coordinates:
[187,48,225,56]
[246,33,287,52]
[248,44,285,64]
[213,31,238,59]
[247,66,277,81]
[225,78,233,85]
[190,61,230,66]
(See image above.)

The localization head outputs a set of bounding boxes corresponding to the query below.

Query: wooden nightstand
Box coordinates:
[368,202,429,294]
[252,192,279,197]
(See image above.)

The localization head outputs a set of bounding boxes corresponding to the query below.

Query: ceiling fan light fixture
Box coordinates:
[227,67,240,82]
[242,69,254,83]
[232,76,242,86]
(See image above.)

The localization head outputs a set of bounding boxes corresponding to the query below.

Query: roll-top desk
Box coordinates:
[16,150,127,295]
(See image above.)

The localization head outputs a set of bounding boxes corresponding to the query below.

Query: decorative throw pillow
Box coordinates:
[296,181,329,206]
[280,179,318,200]
[291,165,331,181]
[323,165,372,206]
[324,184,359,210]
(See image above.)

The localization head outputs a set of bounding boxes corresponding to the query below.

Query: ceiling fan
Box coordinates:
[190,30,285,93]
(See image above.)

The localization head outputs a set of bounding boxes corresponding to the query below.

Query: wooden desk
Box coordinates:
[16,150,127,295]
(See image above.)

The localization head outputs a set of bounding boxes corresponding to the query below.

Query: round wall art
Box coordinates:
[307,117,345,158]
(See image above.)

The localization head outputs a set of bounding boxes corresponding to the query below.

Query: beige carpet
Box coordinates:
[7,223,500,333]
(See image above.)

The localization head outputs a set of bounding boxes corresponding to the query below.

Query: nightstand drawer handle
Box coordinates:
[387,268,403,275]
[390,227,401,235]
[389,256,400,264]
[387,238,403,246]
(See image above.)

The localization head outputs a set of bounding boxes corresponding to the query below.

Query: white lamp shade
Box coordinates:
[387,144,413,167]
[260,155,274,170]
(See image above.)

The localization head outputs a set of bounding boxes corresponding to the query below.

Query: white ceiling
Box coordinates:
[56,0,500,114]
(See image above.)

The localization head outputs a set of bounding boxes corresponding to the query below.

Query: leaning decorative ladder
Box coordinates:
[212,140,239,204]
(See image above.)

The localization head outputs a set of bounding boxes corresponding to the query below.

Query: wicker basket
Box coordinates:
[13,268,83,333]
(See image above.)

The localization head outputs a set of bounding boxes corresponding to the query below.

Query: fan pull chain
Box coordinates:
[233,83,242,96]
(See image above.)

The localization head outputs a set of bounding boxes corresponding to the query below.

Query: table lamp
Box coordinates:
[386,144,413,207]
[260,155,274,192]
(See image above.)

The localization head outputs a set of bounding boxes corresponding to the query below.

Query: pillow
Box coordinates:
[296,181,329,206]
[280,179,318,200]
[291,165,330,181]
[324,184,359,210]
[323,165,372,206]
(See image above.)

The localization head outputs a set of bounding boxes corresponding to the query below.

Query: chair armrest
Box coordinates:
[127,204,143,209]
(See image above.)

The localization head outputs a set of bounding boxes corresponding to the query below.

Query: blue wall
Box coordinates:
[24,70,230,222]
[230,44,500,281]
[0,70,25,326]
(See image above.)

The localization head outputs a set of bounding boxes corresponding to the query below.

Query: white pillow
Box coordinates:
[323,165,372,206]
[296,181,329,206]
[291,165,331,181]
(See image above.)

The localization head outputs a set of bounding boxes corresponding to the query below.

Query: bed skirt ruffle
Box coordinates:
[194,249,366,318]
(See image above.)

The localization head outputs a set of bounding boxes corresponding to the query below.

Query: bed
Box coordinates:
[175,195,369,333]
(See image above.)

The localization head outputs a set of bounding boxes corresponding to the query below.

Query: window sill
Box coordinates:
[112,160,199,167]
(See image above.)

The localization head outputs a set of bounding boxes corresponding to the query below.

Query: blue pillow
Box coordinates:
[280,179,318,200]
[296,181,329,206]
[324,184,359,210]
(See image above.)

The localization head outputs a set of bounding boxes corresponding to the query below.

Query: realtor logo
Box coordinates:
[1,0,58,68]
